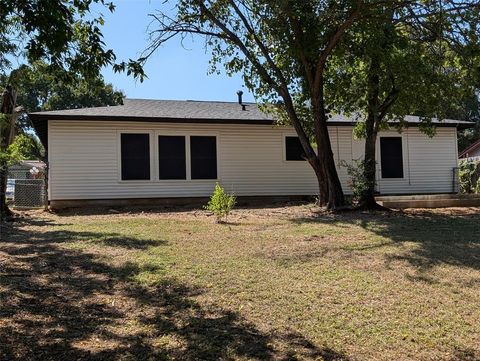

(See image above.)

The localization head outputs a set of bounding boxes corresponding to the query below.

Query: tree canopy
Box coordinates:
[323,2,480,207]
[1,61,124,129]
[457,94,480,152]
[142,0,480,209]
[0,0,126,220]
[327,3,480,128]
[0,61,124,160]
[0,0,118,78]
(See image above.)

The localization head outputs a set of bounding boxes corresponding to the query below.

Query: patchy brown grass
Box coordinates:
[1,204,479,360]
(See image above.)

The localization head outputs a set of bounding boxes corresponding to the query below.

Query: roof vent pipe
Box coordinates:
[237,90,243,105]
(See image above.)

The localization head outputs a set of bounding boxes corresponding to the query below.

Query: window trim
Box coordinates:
[190,135,219,180]
[118,130,220,183]
[155,132,220,182]
[378,135,406,180]
[157,134,188,180]
[154,131,220,182]
[117,130,154,183]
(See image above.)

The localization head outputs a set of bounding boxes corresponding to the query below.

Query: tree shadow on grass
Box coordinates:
[355,210,480,273]
[0,218,348,360]
[288,209,480,273]
[3,217,166,250]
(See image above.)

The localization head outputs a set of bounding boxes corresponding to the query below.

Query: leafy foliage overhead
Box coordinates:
[0,61,124,158]
[326,2,480,132]
[0,0,131,220]
[141,0,480,209]
[3,62,124,120]
[0,0,118,78]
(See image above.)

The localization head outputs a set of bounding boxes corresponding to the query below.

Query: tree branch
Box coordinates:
[193,0,283,94]
[286,11,315,90]
[227,0,289,89]
[313,0,364,97]
[378,85,400,123]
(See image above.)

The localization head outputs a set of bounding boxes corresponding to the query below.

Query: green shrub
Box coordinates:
[341,159,376,205]
[204,183,236,223]
[458,159,480,194]
[475,178,480,194]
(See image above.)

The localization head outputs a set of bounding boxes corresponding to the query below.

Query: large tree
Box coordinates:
[141,0,478,210]
[0,0,122,221]
[1,61,124,159]
[4,61,124,124]
[456,93,480,152]
[324,2,480,208]
[143,0,388,210]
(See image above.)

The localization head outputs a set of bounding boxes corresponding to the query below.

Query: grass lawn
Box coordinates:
[1,204,479,360]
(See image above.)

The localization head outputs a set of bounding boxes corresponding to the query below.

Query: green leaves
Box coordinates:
[326,2,480,131]
[0,61,124,131]
[113,60,148,83]
[0,0,135,82]
[0,132,34,170]
[341,158,375,205]
[204,183,236,223]
[458,159,480,194]
[3,133,43,163]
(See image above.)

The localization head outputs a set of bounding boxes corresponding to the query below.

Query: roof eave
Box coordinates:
[27,113,275,125]
[327,121,473,130]
[28,114,474,151]
[28,113,473,128]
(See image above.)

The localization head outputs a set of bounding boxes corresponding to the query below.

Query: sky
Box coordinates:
[97,0,255,102]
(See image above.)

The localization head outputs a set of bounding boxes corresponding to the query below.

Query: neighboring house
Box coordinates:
[29,99,472,208]
[8,160,46,180]
[459,139,480,160]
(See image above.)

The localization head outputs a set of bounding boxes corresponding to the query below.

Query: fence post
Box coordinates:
[452,167,458,193]
[43,161,48,210]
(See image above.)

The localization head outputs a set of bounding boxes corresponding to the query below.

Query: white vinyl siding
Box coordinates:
[47,120,458,200]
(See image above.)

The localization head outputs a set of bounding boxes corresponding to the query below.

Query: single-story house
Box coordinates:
[29,99,472,208]
[459,139,480,159]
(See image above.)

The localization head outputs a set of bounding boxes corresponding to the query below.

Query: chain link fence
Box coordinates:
[7,163,47,209]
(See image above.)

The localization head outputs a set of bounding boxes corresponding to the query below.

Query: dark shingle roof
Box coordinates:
[29,98,472,126]
[328,113,473,127]
[29,98,273,122]
[29,98,474,148]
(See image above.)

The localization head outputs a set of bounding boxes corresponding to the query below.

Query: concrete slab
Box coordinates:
[376,194,480,208]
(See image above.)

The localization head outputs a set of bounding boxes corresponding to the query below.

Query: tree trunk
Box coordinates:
[318,129,345,210]
[359,126,378,208]
[279,91,332,207]
[0,85,17,222]
[0,160,13,222]
[312,85,345,210]
[358,55,382,210]
[309,157,328,206]
[357,12,399,211]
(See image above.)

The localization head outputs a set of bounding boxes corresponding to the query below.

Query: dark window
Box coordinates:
[190,136,217,179]
[121,133,150,180]
[158,136,186,179]
[285,136,306,161]
[380,137,404,178]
